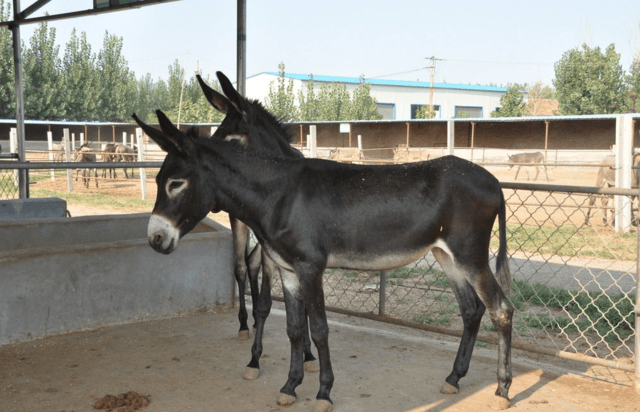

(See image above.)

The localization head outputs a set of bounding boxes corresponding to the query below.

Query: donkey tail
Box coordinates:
[494,189,512,294]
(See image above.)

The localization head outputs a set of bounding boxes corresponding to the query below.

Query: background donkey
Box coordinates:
[583,153,640,226]
[507,151,549,181]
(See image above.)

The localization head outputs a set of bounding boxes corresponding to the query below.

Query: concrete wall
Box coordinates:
[0,213,234,345]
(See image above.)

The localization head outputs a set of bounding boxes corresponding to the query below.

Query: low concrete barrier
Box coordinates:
[0,213,233,344]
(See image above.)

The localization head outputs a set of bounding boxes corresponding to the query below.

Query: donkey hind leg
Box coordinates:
[243,247,272,380]
[278,267,334,412]
[432,247,513,410]
[231,217,252,340]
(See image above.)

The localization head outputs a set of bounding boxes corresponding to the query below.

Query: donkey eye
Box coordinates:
[169,181,183,190]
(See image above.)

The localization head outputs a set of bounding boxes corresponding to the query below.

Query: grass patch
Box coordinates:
[30,188,154,211]
[510,278,635,345]
[492,223,636,261]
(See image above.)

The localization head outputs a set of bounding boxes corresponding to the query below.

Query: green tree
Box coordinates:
[62,29,99,120]
[23,21,65,120]
[95,31,131,121]
[624,56,640,113]
[266,62,298,120]
[0,0,14,118]
[348,75,382,120]
[317,82,351,120]
[553,43,626,114]
[414,105,436,119]
[491,84,526,117]
[298,74,320,121]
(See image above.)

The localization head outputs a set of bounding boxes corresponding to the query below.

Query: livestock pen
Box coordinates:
[0,138,639,410]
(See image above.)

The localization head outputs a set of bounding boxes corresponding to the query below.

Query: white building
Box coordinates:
[246,72,519,120]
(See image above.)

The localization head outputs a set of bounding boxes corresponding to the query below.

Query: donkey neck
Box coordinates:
[199,140,293,229]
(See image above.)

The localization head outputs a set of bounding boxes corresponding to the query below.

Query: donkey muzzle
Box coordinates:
[147,213,180,254]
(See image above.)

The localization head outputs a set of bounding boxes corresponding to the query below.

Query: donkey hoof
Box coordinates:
[439,382,459,395]
[238,330,250,340]
[313,399,333,412]
[242,367,260,380]
[304,360,320,373]
[277,393,296,406]
[490,396,511,410]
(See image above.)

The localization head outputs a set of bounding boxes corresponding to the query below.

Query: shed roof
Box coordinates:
[259,72,510,93]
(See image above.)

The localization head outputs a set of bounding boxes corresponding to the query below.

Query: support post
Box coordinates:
[10,128,18,187]
[236,0,246,97]
[47,131,54,181]
[446,120,455,156]
[615,115,633,232]
[470,122,476,162]
[309,125,317,158]
[406,122,410,147]
[64,128,73,193]
[136,128,147,200]
[544,121,550,162]
[11,0,27,199]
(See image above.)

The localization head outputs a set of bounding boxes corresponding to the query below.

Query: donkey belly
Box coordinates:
[326,239,448,271]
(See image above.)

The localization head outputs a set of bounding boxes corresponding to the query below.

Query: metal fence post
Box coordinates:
[636,185,640,392]
[379,270,387,316]
[136,128,147,200]
[47,131,55,181]
[64,129,73,193]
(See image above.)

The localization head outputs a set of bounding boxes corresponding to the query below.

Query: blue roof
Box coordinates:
[261,72,509,93]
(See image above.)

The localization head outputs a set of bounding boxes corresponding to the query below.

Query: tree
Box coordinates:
[95,31,131,121]
[491,84,526,117]
[414,105,436,119]
[553,43,626,115]
[62,29,99,120]
[266,62,298,120]
[298,75,320,121]
[525,81,557,116]
[23,21,65,120]
[624,55,640,113]
[348,75,382,120]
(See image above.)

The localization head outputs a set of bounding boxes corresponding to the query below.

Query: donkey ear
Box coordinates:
[196,74,230,114]
[216,71,246,115]
[132,113,178,154]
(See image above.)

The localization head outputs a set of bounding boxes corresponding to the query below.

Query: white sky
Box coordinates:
[10,0,640,87]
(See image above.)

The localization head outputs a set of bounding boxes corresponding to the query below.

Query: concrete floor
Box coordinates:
[0,301,638,412]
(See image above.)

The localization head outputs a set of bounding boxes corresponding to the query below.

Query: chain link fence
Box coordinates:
[265,182,637,386]
[0,165,19,200]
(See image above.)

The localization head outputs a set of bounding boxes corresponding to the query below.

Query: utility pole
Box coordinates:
[426,56,442,112]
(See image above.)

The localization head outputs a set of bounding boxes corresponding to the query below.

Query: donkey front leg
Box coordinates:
[277,268,309,407]
[277,267,333,412]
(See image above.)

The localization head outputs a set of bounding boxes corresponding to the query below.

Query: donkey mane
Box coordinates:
[246,98,296,145]
[187,126,296,165]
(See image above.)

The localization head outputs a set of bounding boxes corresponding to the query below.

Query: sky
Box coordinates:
[8,0,640,88]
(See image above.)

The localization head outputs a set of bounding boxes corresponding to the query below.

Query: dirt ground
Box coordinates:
[1,301,638,412]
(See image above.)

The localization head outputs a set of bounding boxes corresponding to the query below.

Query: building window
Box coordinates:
[377,103,395,120]
[410,104,441,119]
[454,106,483,118]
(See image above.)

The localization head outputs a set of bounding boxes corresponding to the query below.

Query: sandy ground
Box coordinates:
[1,301,638,412]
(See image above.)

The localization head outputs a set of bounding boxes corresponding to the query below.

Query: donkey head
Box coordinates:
[133,111,215,254]
[196,71,298,157]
